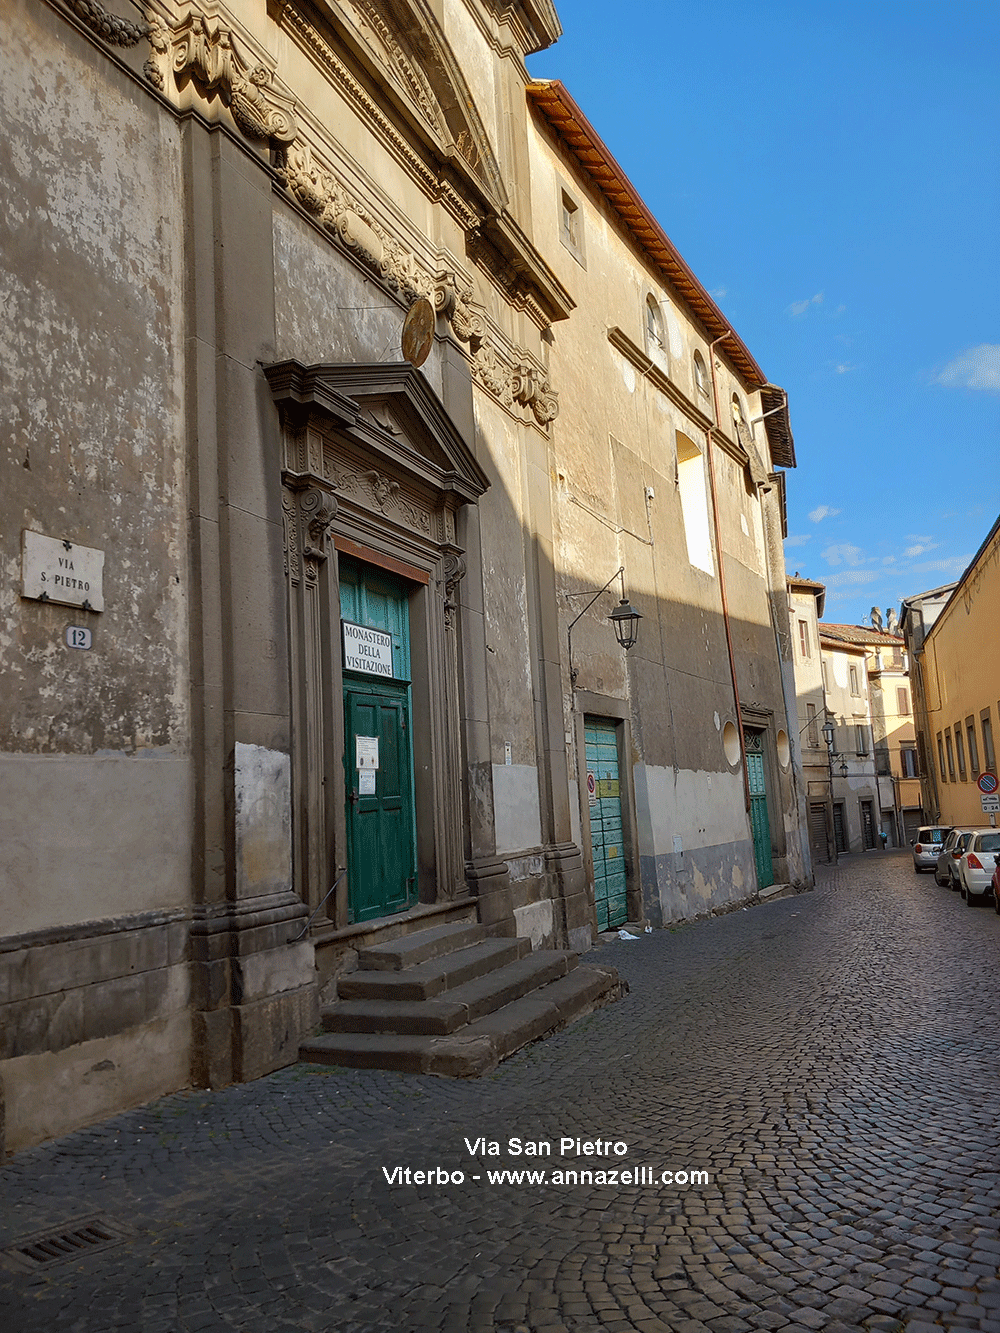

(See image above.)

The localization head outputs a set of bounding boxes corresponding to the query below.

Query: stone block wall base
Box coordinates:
[233,982,318,1083]
[467,856,516,938]
[544,842,592,948]
[0,1014,192,1153]
[191,1006,235,1090]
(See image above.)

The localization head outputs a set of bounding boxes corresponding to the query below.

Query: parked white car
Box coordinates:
[958,830,1000,904]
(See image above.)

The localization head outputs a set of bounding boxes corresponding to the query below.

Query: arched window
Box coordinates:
[693,349,707,394]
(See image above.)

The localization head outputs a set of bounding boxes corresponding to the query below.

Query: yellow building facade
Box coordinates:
[910,517,1000,826]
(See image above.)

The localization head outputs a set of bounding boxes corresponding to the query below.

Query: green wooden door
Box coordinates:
[745,731,774,890]
[339,558,417,923]
[344,684,416,921]
[585,717,627,930]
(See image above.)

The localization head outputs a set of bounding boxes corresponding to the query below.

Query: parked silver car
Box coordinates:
[935,828,984,888]
[911,825,951,873]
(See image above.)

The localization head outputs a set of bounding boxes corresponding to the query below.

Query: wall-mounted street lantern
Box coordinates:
[566,566,642,687]
[820,715,849,777]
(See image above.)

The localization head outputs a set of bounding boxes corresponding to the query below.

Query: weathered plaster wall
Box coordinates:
[527,103,803,914]
[0,2,190,925]
[273,205,444,404]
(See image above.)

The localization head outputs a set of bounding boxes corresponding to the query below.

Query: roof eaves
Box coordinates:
[527,79,768,391]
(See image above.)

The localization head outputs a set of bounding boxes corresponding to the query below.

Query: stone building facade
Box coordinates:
[1,0,807,1152]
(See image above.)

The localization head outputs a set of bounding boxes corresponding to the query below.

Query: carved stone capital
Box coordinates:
[146,9,298,144]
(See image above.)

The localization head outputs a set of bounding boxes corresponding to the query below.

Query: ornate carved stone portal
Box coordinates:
[265,361,495,937]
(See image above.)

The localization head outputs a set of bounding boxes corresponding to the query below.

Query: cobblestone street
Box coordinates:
[2,849,999,1333]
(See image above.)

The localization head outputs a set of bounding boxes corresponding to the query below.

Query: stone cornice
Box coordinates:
[607,326,752,471]
[51,0,561,430]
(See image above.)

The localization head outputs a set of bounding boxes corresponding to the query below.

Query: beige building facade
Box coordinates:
[902,518,1000,827]
[1,0,807,1152]
[787,577,834,865]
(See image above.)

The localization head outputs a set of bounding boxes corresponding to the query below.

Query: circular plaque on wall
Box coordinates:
[401,297,436,367]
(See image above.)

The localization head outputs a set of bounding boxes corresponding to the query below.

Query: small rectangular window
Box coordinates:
[938,732,948,782]
[955,723,966,780]
[821,658,829,691]
[945,729,955,780]
[897,686,910,715]
[849,664,859,695]
[982,709,996,773]
[966,717,979,775]
[901,748,918,778]
[799,621,810,658]
[855,724,869,756]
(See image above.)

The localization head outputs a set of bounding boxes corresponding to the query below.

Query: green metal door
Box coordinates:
[344,684,416,921]
[745,730,774,890]
[585,717,627,930]
[339,558,417,923]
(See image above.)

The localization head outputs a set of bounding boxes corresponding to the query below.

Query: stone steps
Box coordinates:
[300,920,622,1077]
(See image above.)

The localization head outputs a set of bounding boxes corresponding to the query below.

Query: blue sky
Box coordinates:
[527,1,999,627]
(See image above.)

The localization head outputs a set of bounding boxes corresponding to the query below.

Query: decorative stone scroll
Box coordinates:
[66,0,149,46]
[441,551,467,629]
[144,10,297,144]
[130,2,557,426]
[275,142,433,306]
[282,474,337,587]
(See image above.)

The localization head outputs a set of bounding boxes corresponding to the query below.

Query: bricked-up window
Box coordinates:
[807,701,819,747]
[855,724,869,756]
[938,732,949,782]
[693,349,708,395]
[966,717,980,775]
[559,188,584,264]
[646,295,664,351]
[955,723,967,780]
[945,729,955,780]
[799,620,811,658]
[901,747,919,778]
[982,709,996,773]
[897,686,910,715]
[849,663,860,695]
[821,658,829,690]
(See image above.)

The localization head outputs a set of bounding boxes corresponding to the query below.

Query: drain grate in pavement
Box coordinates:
[0,1215,127,1272]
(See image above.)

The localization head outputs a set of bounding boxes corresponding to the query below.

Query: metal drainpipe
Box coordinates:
[707,331,751,814]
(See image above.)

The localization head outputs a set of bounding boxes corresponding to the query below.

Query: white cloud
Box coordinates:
[822,570,882,588]
[808,505,840,523]
[903,541,939,558]
[907,533,933,543]
[835,363,855,374]
[711,286,728,299]
[911,555,972,575]
[822,543,864,567]
[784,534,811,548]
[788,292,824,317]
[936,344,1000,392]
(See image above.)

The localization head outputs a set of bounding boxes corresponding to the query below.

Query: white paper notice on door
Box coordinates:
[356,736,379,770]
[358,769,376,795]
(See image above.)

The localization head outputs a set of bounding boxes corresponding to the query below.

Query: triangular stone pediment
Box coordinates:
[308,0,507,210]
[265,360,491,505]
